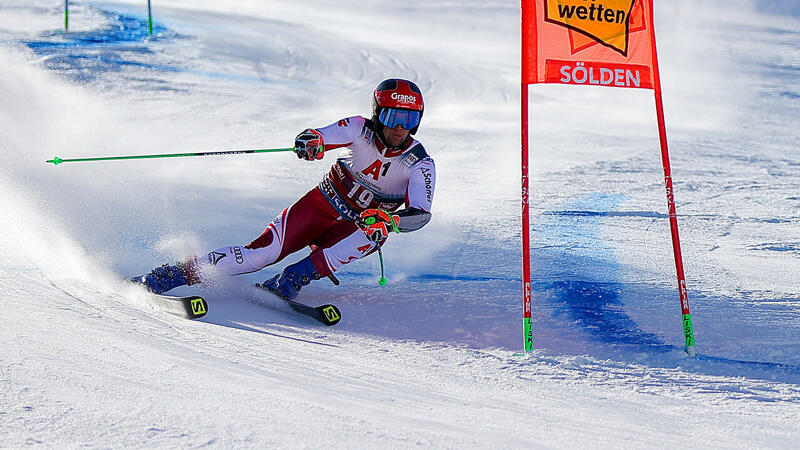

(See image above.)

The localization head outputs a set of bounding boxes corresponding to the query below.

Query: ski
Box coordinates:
[285,299,341,326]
[148,294,208,320]
[253,284,341,326]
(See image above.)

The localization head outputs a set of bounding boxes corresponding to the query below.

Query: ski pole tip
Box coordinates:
[378,277,387,286]
[47,157,63,165]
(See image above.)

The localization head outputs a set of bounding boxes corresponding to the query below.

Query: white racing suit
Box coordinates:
[193,115,436,281]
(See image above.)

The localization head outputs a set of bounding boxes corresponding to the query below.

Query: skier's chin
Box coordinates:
[383,130,409,148]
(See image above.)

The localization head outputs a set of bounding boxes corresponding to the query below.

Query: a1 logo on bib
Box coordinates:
[544,0,639,55]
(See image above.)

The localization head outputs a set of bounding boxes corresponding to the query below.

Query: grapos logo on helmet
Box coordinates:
[391,92,417,104]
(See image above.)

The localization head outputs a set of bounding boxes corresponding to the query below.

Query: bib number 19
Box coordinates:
[346,184,374,208]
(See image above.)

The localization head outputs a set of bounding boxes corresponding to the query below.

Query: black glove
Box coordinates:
[357,209,400,242]
[294,128,324,161]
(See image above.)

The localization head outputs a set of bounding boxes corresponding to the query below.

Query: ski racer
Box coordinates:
[132,78,436,301]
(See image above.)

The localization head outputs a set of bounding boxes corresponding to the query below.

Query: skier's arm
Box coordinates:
[294,116,365,161]
[397,158,435,232]
[394,207,432,232]
[356,207,430,239]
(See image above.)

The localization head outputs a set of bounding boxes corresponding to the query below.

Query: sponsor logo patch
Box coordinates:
[390,92,418,105]
[208,251,226,266]
[322,306,340,322]
[420,167,433,202]
[544,0,644,56]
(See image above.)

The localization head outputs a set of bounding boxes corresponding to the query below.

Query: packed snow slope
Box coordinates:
[2,0,799,447]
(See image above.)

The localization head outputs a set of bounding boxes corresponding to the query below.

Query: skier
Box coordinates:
[132,78,436,301]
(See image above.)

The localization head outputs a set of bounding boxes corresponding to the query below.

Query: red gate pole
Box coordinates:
[520,1,535,353]
[647,0,696,356]
[521,83,533,353]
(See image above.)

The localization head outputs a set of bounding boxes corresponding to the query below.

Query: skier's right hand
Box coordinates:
[357,209,400,242]
[294,128,324,161]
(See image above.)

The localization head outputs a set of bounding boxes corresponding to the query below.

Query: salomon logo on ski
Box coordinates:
[191,298,207,316]
[322,305,340,323]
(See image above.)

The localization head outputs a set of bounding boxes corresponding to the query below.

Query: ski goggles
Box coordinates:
[378,108,421,130]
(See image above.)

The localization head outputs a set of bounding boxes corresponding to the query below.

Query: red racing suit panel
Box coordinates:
[245,188,345,259]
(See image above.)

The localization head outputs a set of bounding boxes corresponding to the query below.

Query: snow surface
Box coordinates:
[1,0,800,447]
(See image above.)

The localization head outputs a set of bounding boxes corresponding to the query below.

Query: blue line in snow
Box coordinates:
[23,8,165,48]
[340,272,518,283]
[18,5,275,85]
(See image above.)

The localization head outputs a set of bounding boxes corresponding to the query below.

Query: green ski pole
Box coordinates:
[46,147,295,166]
[147,0,153,35]
[377,245,388,286]
[368,211,399,286]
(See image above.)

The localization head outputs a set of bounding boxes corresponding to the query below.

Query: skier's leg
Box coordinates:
[202,188,339,277]
[132,188,337,294]
[204,206,298,277]
[263,223,379,300]
[315,227,380,274]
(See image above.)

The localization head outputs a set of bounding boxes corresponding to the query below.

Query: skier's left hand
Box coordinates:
[357,209,400,242]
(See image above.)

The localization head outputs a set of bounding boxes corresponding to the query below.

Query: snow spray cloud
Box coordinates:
[0,48,119,285]
[0,45,195,275]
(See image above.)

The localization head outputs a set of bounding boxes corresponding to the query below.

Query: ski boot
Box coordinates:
[260,256,322,301]
[131,261,198,295]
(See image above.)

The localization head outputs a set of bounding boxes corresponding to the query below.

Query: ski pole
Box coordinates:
[147,0,153,35]
[46,147,295,166]
[377,245,388,286]
[361,210,399,286]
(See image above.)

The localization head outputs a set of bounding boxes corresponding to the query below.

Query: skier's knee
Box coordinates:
[203,245,276,276]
